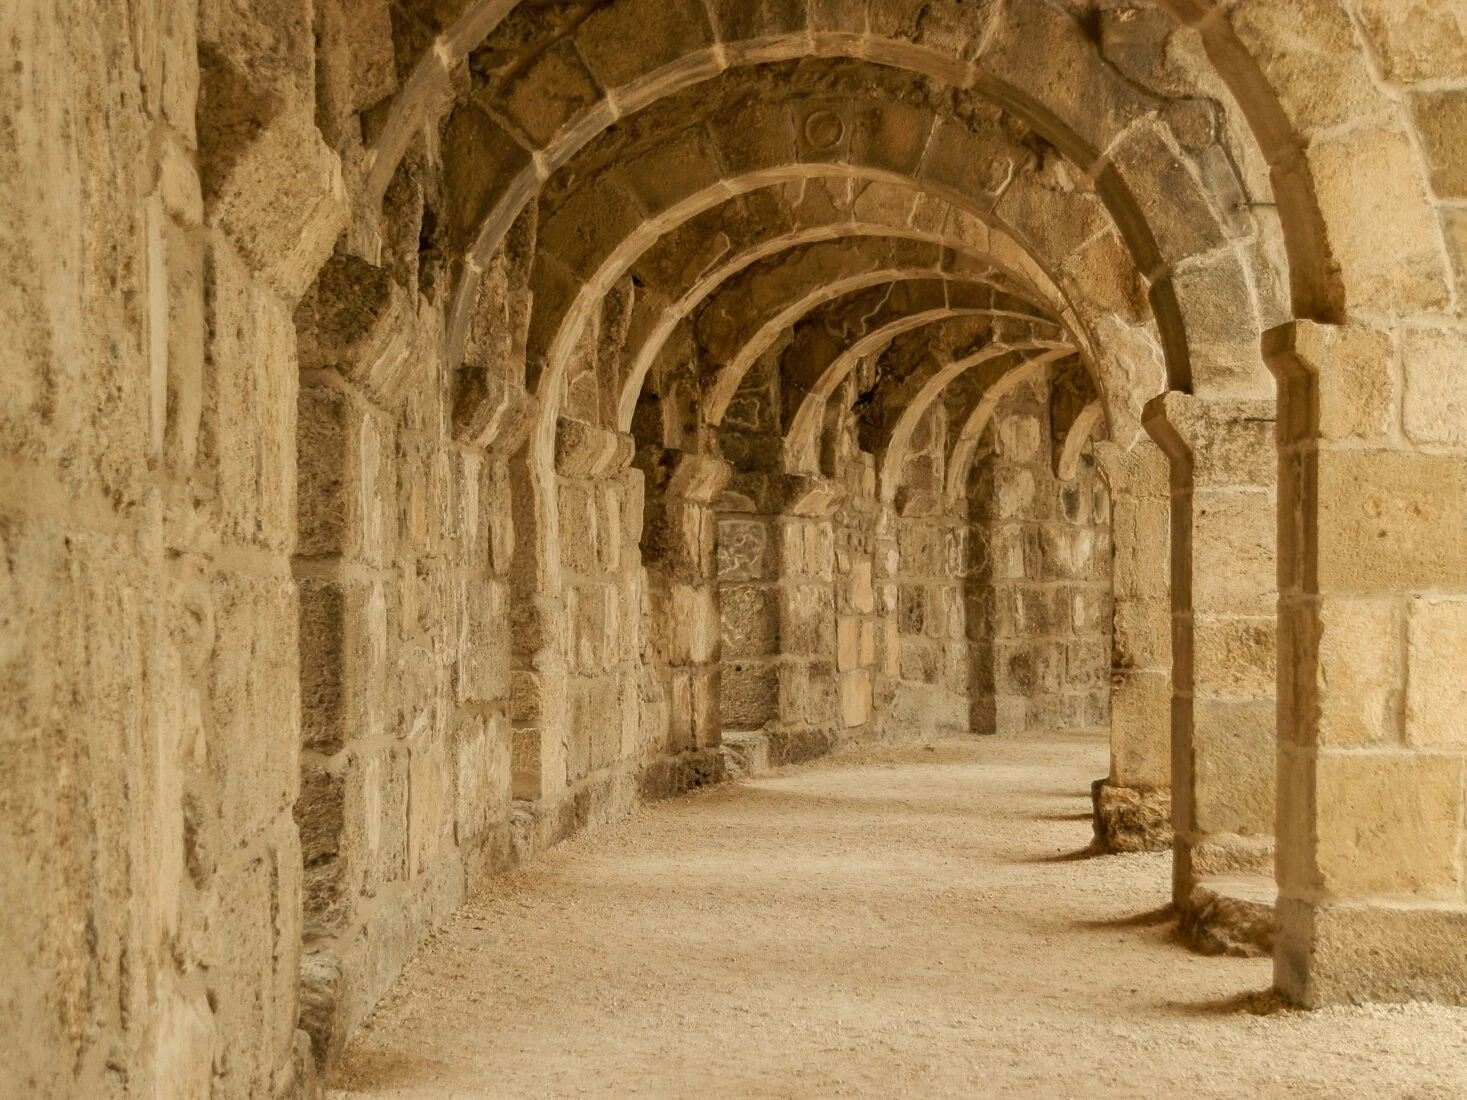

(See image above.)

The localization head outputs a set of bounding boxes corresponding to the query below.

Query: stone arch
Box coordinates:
[878,344,1076,504]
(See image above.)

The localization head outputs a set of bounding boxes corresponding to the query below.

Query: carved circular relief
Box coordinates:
[803,110,845,151]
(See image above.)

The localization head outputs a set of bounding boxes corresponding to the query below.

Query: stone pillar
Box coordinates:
[1268,321,1467,1006]
[1092,438,1172,853]
[639,448,729,775]
[773,500,842,761]
[1145,392,1277,947]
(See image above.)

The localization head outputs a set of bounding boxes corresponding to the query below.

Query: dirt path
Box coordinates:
[328,733,1467,1099]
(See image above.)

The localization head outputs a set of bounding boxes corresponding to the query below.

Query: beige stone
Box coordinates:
[1406,600,1467,748]
[19,1,1467,1089]
[1314,751,1465,898]
[1316,451,1467,593]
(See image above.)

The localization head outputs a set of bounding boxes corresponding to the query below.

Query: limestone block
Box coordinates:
[1106,120,1229,266]
[1277,898,1467,1008]
[597,483,624,573]
[203,240,298,551]
[993,466,1037,519]
[840,669,873,728]
[802,659,839,727]
[569,584,614,675]
[211,574,300,843]
[717,518,773,581]
[572,0,715,91]
[780,583,834,654]
[1070,586,1113,636]
[1193,616,1276,699]
[1110,669,1172,788]
[1039,524,1098,581]
[1296,324,1395,444]
[897,585,925,636]
[1170,252,1272,396]
[295,253,421,410]
[205,838,300,1099]
[1110,498,1170,601]
[1314,751,1465,898]
[1191,697,1276,837]
[1410,90,1467,200]
[1406,600,1467,748]
[849,560,875,614]
[979,0,1139,157]
[720,664,778,731]
[1309,598,1402,748]
[1316,450,1467,593]
[802,521,836,579]
[1402,327,1467,448]
[453,712,510,849]
[555,417,634,480]
[511,668,549,727]
[1308,126,1450,313]
[1092,781,1172,854]
[1354,0,1467,85]
[837,616,861,672]
[407,740,449,877]
[1192,490,1275,616]
[807,0,865,33]
[458,580,510,703]
[352,744,409,899]
[206,108,346,302]
[1227,0,1380,133]
[557,482,600,575]
[495,38,602,148]
[998,640,1063,697]
[315,0,395,127]
[724,584,780,659]
[666,670,696,754]
[159,217,207,472]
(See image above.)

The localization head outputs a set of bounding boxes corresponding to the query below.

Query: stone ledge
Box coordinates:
[1178,874,1277,958]
[1091,779,1172,853]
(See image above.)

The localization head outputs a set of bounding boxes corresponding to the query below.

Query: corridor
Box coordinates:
[329,736,1467,1099]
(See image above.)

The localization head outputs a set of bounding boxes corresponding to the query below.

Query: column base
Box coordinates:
[1178,875,1276,958]
[1276,897,1467,1007]
[1091,779,1172,853]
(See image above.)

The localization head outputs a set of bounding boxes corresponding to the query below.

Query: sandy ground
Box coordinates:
[328,733,1467,1099]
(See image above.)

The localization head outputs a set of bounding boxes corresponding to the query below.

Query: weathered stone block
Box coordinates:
[723,584,780,659]
[1277,898,1467,1007]
[720,663,778,731]
[1191,698,1276,837]
[1091,780,1172,853]
[1316,451,1467,593]
[1308,126,1450,312]
[1401,327,1467,448]
[1193,616,1275,699]
[1312,598,1402,747]
[1314,751,1464,897]
[205,108,346,302]
[1410,90,1467,199]
[1406,599,1467,749]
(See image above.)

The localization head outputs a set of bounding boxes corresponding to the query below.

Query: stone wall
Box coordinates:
[13,3,1467,1097]
[968,372,1114,737]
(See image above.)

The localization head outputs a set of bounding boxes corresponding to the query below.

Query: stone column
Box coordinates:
[1268,321,1467,1006]
[1091,438,1172,853]
[1145,392,1277,951]
[638,449,729,778]
[772,483,844,762]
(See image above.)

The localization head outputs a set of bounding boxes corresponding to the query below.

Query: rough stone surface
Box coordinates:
[7,4,1467,1096]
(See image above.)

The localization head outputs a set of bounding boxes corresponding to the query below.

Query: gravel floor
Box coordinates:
[329,732,1467,1099]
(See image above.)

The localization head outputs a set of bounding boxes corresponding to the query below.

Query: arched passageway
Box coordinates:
[5,1,1467,1096]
